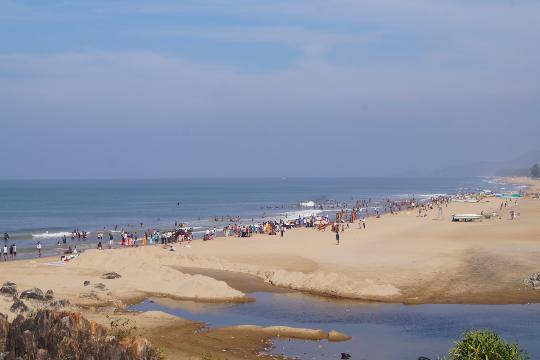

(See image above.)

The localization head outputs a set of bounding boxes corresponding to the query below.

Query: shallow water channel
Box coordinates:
[130,291,540,360]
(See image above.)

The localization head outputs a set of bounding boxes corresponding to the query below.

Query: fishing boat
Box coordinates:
[452,214,483,222]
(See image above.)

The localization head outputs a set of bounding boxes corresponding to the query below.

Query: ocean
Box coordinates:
[0,177,520,253]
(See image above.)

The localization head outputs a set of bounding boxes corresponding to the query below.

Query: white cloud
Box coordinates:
[1,0,539,122]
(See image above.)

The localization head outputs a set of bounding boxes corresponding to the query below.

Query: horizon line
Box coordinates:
[0,175,493,181]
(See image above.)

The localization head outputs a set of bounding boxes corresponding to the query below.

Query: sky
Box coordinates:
[0,0,539,178]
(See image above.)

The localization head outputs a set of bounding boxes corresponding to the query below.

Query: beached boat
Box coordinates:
[495,192,523,199]
[452,214,483,222]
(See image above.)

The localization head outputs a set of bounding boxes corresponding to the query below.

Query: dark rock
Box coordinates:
[524,273,540,290]
[341,353,351,359]
[49,299,70,309]
[0,282,17,296]
[94,283,107,291]
[419,357,431,360]
[84,280,91,286]
[20,288,44,301]
[45,290,54,300]
[10,296,29,314]
[102,272,122,279]
[2,309,160,359]
[80,291,99,300]
[0,312,8,352]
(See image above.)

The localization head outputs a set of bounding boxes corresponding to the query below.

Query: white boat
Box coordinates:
[452,214,483,222]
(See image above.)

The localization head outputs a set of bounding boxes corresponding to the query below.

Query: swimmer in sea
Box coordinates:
[36,241,42,257]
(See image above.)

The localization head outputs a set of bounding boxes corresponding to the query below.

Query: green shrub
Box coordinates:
[448,329,527,360]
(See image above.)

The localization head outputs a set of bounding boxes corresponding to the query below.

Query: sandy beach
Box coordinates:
[1,177,539,358]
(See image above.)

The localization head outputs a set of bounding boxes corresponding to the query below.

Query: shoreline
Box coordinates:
[2,176,539,304]
[2,176,522,254]
[1,176,539,358]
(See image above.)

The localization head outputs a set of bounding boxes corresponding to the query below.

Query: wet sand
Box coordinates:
[174,266,293,294]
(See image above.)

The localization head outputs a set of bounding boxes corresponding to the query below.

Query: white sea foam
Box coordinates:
[417,193,449,198]
[394,194,415,199]
[32,231,71,238]
[484,178,507,185]
[192,229,209,235]
[299,201,316,207]
[279,209,325,219]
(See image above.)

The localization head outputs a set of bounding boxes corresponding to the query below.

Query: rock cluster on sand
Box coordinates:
[0,310,161,360]
[0,282,17,296]
[20,287,55,302]
[524,273,540,290]
[102,272,122,279]
[20,288,44,301]
[9,296,28,314]
[5,285,70,314]
[94,283,107,290]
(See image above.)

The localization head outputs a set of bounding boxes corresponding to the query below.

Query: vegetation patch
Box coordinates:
[448,329,528,360]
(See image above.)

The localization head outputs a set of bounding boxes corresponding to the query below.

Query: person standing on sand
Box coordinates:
[2,244,7,261]
[37,241,42,257]
[335,231,340,245]
[280,226,285,237]
[12,244,16,260]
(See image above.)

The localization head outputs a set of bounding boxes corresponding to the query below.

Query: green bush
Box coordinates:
[448,329,527,360]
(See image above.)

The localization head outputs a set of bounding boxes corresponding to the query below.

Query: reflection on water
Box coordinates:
[130,292,540,360]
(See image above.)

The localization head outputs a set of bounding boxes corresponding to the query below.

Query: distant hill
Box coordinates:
[430,150,540,177]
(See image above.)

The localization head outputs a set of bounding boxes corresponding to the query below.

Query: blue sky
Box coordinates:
[1,0,539,178]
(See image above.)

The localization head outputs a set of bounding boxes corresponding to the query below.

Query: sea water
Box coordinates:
[0,177,520,252]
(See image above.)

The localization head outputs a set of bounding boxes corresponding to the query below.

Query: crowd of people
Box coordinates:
[4,192,517,260]
[4,196,426,260]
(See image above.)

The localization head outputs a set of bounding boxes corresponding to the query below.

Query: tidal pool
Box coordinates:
[130,292,540,360]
